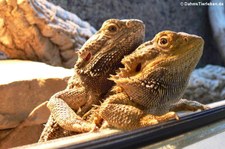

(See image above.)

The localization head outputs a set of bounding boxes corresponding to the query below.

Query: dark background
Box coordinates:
[49,0,224,67]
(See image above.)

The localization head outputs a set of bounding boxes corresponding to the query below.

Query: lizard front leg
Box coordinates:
[47,88,98,132]
[51,87,88,110]
[39,115,77,142]
[99,93,178,130]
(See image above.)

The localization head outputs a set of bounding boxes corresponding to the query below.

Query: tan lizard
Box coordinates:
[39,19,145,141]
[95,30,208,130]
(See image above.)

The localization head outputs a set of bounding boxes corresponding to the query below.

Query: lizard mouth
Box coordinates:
[120,62,141,77]
[110,61,143,83]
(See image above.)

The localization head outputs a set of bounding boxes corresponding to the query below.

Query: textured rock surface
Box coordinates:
[0,125,44,149]
[0,60,73,148]
[0,0,96,68]
[49,0,224,67]
[0,101,49,148]
[0,60,72,129]
[184,65,225,104]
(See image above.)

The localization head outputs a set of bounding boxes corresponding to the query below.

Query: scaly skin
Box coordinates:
[98,30,207,130]
[39,19,145,141]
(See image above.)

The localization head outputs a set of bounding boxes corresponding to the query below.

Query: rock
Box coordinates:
[0,60,72,145]
[0,60,73,147]
[184,65,225,104]
[0,0,96,68]
[0,102,49,148]
[0,125,44,149]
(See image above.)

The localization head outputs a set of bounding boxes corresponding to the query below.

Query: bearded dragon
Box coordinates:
[96,31,208,130]
[38,19,145,141]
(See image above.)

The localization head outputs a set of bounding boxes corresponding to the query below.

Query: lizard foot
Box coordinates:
[170,99,210,112]
[155,111,179,122]
[72,122,99,133]
[141,112,179,126]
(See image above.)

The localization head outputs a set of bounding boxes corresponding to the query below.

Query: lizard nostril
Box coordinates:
[135,63,142,72]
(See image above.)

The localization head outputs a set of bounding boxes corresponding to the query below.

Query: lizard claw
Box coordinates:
[89,124,99,132]
[77,107,82,113]
[175,114,180,120]
[202,105,210,110]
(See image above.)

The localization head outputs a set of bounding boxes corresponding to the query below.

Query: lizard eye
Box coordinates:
[158,36,170,48]
[107,25,118,32]
[84,53,92,61]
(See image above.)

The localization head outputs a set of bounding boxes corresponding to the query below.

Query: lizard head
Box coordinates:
[75,19,145,94]
[111,30,204,109]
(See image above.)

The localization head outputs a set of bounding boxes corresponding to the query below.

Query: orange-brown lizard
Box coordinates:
[39,19,145,141]
[97,30,208,130]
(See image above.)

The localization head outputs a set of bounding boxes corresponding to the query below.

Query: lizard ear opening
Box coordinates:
[135,63,142,72]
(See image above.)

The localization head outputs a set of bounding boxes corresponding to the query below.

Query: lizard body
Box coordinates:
[97,31,207,130]
[39,19,145,141]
